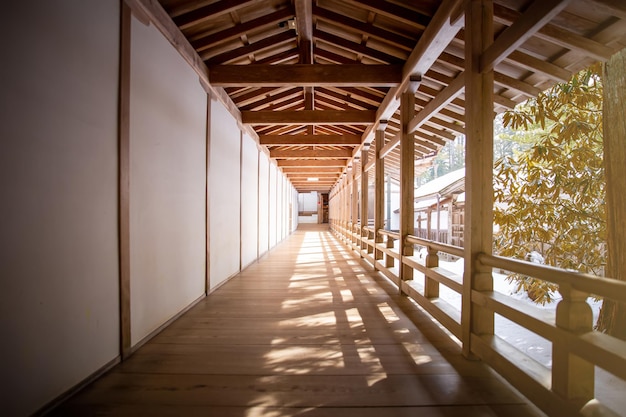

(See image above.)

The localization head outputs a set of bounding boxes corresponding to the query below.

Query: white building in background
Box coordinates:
[298,191,319,223]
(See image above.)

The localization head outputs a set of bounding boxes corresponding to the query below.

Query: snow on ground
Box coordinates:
[434,258,624,414]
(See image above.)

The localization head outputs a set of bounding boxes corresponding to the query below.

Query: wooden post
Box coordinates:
[424,246,440,298]
[399,78,420,284]
[118,0,132,360]
[598,48,626,339]
[385,235,395,268]
[374,122,387,262]
[462,0,495,358]
[351,166,359,247]
[552,284,594,407]
[360,146,369,254]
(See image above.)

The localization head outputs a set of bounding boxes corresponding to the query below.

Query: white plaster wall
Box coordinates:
[269,164,278,247]
[209,100,242,289]
[0,1,120,415]
[241,134,259,268]
[129,17,207,345]
[292,187,299,232]
[258,153,270,256]
[299,192,319,212]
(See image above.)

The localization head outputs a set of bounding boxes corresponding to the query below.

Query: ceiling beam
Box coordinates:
[481,0,572,73]
[277,160,348,167]
[259,134,362,146]
[314,29,404,64]
[173,0,257,30]
[493,3,613,62]
[409,73,465,134]
[270,149,353,159]
[295,0,313,64]
[242,110,376,125]
[281,167,344,173]
[313,4,416,51]
[191,8,294,52]
[360,0,465,146]
[204,30,295,63]
[506,50,571,83]
[209,64,403,87]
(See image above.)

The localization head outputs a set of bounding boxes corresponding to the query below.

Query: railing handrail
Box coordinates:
[377,229,400,240]
[406,234,464,258]
[478,253,626,303]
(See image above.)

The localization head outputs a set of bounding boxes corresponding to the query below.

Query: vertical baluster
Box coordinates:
[552,284,594,408]
[424,246,440,298]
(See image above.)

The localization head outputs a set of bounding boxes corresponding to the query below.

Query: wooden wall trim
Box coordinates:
[205,94,211,294]
[118,0,132,360]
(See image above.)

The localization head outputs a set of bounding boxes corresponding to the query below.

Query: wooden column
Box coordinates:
[374,122,387,262]
[351,166,359,247]
[399,78,420,283]
[600,48,626,339]
[360,147,369,253]
[462,0,495,358]
[118,0,132,360]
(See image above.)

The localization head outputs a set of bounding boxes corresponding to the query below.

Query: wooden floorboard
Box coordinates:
[51,224,545,417]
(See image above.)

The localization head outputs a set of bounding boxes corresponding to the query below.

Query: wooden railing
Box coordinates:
[330,220,626,417]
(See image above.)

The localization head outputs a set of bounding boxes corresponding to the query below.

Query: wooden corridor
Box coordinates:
[52,224,544,417]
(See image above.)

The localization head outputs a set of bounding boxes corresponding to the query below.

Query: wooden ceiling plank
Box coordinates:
[493,72,541,97]
[408,72,465,134]
[191,8,295,52]
[270,148,353,159]
[281,167,343,173]
[364,0,464,142]
[242,110,376,125]
[316,88,376,110]
[416,126,451,143]
[277,160,348,167]
[260,134,362,146]
[314,29,405,64]
[174,0,258,30]
[481,0,572,73]
[313,4,416,51]
[506,50,571,82]
[493,3,613,61]
[347,0,431,29]
[204,30,296,63]
[239,88,302,111]
[589,0,626,19]
[428,116,465,135]
[209,64,402,87]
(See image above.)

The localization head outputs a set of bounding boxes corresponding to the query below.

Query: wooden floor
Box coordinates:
[52,224,545,417]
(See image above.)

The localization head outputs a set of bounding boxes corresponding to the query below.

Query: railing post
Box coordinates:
[385,235,395,268]
[424,246,440,298]
[552,284,594,408]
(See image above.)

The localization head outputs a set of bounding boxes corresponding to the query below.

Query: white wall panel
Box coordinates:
[269,164,278,248]
[258,153,270,256]
[129,17,207,345]
[241,134,259,268]
[209,99,241,289]
[0,1,120,415]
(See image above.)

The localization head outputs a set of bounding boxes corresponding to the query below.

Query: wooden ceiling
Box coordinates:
[141,0,626,192]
